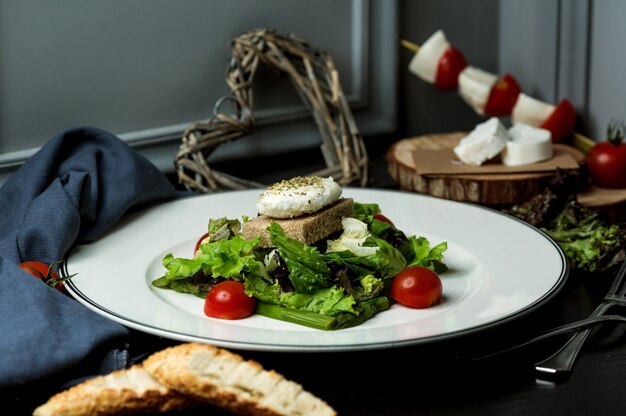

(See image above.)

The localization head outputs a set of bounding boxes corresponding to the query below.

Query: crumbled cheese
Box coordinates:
[453,117,511,166]
[256,176,342,218]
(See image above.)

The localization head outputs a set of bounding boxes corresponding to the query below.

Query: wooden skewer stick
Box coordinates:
[400,39,420,53]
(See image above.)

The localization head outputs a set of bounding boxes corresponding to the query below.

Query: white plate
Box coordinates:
[64,188,568,352]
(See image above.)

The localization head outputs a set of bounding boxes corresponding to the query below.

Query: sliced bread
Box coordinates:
[142,343,337,416]
[33,343,336,416]
[243,197,354,247]
[32,364,192,416]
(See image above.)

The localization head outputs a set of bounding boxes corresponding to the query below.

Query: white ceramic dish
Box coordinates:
[64,188,568,352]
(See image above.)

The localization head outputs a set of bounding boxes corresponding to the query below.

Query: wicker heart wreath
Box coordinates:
[174,29,369,193]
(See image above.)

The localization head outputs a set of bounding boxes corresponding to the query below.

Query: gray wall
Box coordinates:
[1,0,624,184]
[399,0,500,136]
[0,0,398,180]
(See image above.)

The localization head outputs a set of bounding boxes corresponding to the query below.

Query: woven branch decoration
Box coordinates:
[175,29,369,193]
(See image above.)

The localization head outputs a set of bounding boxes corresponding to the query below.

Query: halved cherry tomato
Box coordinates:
[373,214,395,227]
[586,120,626,188]
[19,261,65,291]
[484,73,521,117]
[391,266,442,308]
[194,233,209,254]
[540,99,576,143]
[434,46,468,91]
[204,280,256,320]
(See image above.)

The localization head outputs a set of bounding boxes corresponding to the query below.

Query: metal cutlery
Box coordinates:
[534,259,626,378]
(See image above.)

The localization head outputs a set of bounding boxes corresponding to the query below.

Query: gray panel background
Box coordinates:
[0,0,360,150]
[0,0,396,177]
[2,0,624,183]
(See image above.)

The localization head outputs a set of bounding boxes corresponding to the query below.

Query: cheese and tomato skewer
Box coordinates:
[403,32,576,143]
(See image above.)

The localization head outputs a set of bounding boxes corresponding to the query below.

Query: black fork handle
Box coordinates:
[534,303,612,376]
[534,260,626,378]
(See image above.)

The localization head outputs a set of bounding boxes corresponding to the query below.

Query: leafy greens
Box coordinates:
[152,202,448,329]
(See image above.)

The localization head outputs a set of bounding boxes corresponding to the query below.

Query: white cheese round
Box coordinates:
[256,176,342,218]
[458,66,498,115]
[408,30,450,83]
[502,123,553,166]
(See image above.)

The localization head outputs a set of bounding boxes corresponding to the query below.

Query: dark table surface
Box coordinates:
[7,140,626,416]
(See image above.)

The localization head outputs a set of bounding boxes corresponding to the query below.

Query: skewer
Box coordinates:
[399,37,594,151]
[400,39,420,53]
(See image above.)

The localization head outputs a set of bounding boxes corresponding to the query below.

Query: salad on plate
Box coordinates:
[152,176,448,330]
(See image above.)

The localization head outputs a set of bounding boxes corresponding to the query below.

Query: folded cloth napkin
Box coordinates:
[0,127,180,388]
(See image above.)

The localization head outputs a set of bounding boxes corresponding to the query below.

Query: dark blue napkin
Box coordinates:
[0,127,180,387]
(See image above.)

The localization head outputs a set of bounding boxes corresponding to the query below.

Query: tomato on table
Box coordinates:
[540,99,576,142]
[586,119,626,188]
[434,46,467,90]
[19,261,65,291]
[390,266,442,308]
[204,280,256,320]
[484,73,521,116]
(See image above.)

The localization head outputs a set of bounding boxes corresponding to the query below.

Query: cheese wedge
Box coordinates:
[453,117,510,166]
[511,93,556,127]
[458,66,498,114]
[501,123,553,166]
[408,30,450,83]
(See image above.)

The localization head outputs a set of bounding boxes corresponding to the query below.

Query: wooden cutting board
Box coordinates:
[386,132,626,221]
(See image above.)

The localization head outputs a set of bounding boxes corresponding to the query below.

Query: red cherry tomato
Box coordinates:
[373,214,395,227]
[19,261,65,291]
[390,266,442,309]
[586,122,626,188]
[194,233,209,254]
[484,74,521,117]
[540,99,576,143]
[434,46,468,91]
[204,280,256,320]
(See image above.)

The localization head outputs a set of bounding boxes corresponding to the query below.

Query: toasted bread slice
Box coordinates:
[32,364,192,416]
[142,343,337,416]
[33,343,336,416]
[243,197,354,247]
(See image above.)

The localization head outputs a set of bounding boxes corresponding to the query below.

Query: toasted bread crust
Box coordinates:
[243,197,354,247]
[34,343,336,416]
[143,343,337,416]
[32,365,191,416]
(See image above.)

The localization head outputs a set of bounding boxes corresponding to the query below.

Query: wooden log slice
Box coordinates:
[386,132,584,206]
[578,186,626,224]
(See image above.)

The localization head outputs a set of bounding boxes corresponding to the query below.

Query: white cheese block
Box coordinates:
[501,123,553,166]
[453,117,511,166]
[458,66,498,114]
[408,30,450,83]
[511,93,556,127]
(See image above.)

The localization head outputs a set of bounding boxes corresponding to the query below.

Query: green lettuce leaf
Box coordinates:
[402,236,448,274]
[544,201,626,272]
[205,217,243,242]
[268,222,332,293]
[353,202,382,223]
[153,235,263,295]
[195,235,262,278]
[280,286,357,316]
